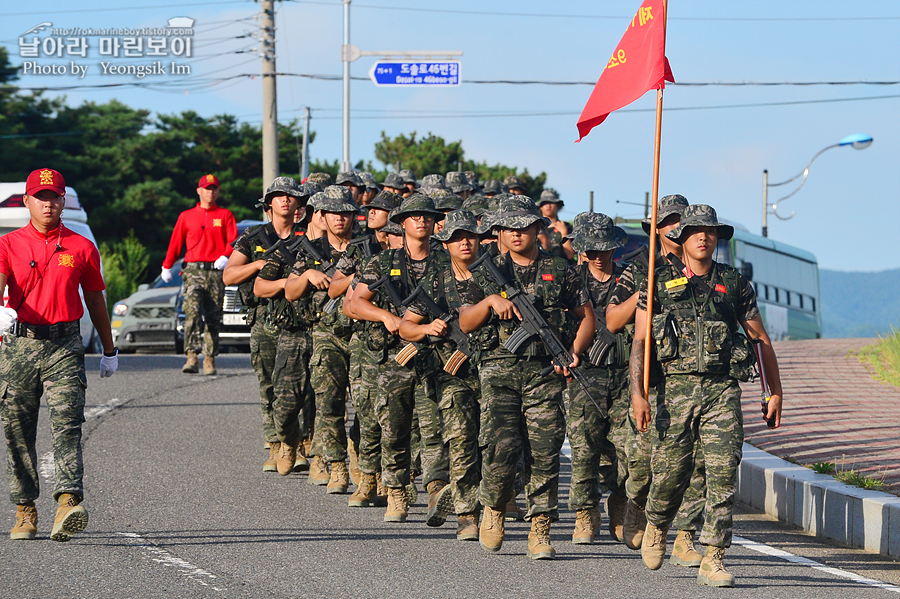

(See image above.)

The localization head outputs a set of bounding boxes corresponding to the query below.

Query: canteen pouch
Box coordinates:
[651,312,677,362]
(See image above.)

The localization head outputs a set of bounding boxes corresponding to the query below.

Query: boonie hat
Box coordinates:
[26,168,66,196]
[420,174,446,190]
[433,209,486,242]
[318,185,360,214]
[482,180,503,196]
[382,173,405,190]
[306,172,333,187]
[358,171,380,191]
[435,193,464,212]
[503,175,526,192]
[642,194,689,234]
[368,190,402,213]
[198,173,220,189]
[389,194,446,224]
[398,169,418,186]
[464,170,480,189]
[461,193,488,217]
[445,171,473,194]
[666,204,734,243]
[380,219,404,236]
[570,212,628,254]
[492,195,549,230]
[537,188,563,207]
[336,171,363,187]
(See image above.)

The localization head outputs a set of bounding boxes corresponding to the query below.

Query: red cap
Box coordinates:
[26,168,66,196]
[198,174,220,188]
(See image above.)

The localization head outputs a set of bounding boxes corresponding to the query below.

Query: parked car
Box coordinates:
[109,259,183,353]
[174,219,265,353]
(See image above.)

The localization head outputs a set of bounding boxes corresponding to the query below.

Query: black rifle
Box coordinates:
[402,286,472,375]
[367,275,419,366]
[296,236,341,313]
[264,234,305,266]
[752,338,777,428]
[468,253,608,418]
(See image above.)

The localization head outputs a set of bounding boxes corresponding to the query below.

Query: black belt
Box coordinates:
[12,320,80,340]
[184,261,216,271]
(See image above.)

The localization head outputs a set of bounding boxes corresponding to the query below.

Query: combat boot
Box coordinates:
[347,439,361,486]
[348,472,377,507]
[425,480,452,527]
[572,509,595,545]
[697,546,735,587]
[623,498,648,550]
[293,442,309,472]
[182,351,199,374]
[10,503,37,540]
[327,461,350,494]
[308,455,330,485]
[457,513,478,541]
[671,530,703,567]
[202,355,217,376]
[606,492,627,542]
[276,442,297,476]
[50,493,88,542]
[479,505,505,552]
[383,487,409,523]
[527,514,556,560]
[374,472,388,507]
[591,506,603,539]
[263,442,280,472]
[406,475,418,505]
[641,522,669,570]
[504,496,526,521]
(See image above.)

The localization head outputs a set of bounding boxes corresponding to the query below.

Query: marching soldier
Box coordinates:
[536,189,574,261]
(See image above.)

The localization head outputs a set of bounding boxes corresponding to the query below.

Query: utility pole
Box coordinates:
[341,0,352,172]
[261,0,278,194]
[301,107,311,179]
[589,191,594,212]
[644,191,650,218]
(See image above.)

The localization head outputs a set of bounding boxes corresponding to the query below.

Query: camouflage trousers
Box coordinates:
[0,334,86,504]
[373,355,417,488]
[271,329,310,448]
[646,373,743,548]
[415,366,448,488]
[250,318,279,444]
[181,266,224,357]
[350,333,381,475]
[433,369,480,514]
[566,364,628,512]
[309,329,351,462]
[478,356,565,521]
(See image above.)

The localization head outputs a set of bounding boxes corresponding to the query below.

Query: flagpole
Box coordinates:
[642,0,667,399]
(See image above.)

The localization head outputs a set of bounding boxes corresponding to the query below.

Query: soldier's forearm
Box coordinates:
[630,338,646,398]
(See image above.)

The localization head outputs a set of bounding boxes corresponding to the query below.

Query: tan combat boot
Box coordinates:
[479,505,505,553]
[293,442,309,472]
[697,546,735,587]
[606,492,627,542]
[308,455,330,485]
[182,351,199,374]
[623,498,648,550]
[348,472,377,507]
[425,480,451,527]
[347,439,361,486]
[641,522,669,570]
[374,472,388,507]
[591,506,603,539]
[671,530,703,567]
[572,509,595,545]
[263,442,280,472]
[527,514,556,560]
[327,461,350,494]
[383,487,409,523]
[457,513,478,541]
[10,503,37,540]
[406,475,418,505]
[504,496,525,521]
[50,494,88,542]
[276,442,296,476]
[202,355,216,375]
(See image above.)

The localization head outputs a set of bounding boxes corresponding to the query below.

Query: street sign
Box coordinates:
[368,61,461,87]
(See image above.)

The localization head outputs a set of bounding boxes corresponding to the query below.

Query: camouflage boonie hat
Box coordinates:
[307,191,326,212]
[503,175,527,192]
[435,193,464,212]
[433,209,486,242]
[336,171,363,187]
[380,219,404,236]
[420,173,446,190]
[642,193,689,234]
[445,171,473,193]
[358,171,380,191]
[389,193,446,224]
[461,193,488,217]
[319,185,360,214]
[382,172,405,190]
[492,195,548,230]
[302,182,322,197]
[464,170,480,189]
[482,179,503,196]
[537,188,563,207]
[258,176,306,208]
[423,187,452,200]
[666,204,734,243]
[479,193,505,231]
[398,169,418,186]
[368,190,401,212]
[570,212,628,254]
[306,172,333,186]
[564,211,596,240]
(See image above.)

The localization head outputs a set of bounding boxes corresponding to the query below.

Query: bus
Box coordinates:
[613,220,821,340]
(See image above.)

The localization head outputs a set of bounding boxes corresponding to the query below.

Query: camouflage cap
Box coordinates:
[461,193,488,217]
[307,191,327,212]
[302,181,323,197]
[336,171,363,187]
[433,209,487,242]
[503,175,527,191]
[482,179,503,196]
[389,193,446,223]
[641,193,689,234]
[368,189,402,212]
[492,195,549,230]
[420,173,446,190]
[445,171,473,193]
[358,171,380,191]
[318,185,360,214]
[570,212,628,254]
[382,172,405,190]
[564,211,596,240]
[666,204,734,243]
[464,170,480,188]
[380,219,404,236]
[536,188,563,207]
[434,193,464,212]
[422,187,452,200]
[398,169,418,186]
[257,176,307,208]
[306,172,333,187]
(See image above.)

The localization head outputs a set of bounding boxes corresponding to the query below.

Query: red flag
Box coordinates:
[576,0,675,141]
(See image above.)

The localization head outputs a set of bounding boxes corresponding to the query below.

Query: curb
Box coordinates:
[737,442,900,559]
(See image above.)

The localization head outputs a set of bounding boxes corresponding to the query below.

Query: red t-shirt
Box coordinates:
[0,221,106,325]
[163,203,237,268]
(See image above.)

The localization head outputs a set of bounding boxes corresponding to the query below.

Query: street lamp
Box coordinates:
[762,133,873,237]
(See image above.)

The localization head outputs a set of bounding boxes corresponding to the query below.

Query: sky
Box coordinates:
[3,0,899,272]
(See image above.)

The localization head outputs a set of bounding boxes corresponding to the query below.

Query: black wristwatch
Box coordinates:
[103,348,118,357]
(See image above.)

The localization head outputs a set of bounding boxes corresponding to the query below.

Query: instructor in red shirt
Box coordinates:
[0,168,118,543]
[161,174,237,375]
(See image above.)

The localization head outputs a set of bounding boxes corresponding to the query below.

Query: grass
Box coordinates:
[810,462,835,475]
[857,323,900,388]
[806,456,888,492]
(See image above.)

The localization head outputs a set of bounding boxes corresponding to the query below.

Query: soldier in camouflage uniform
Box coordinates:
[459,196,595,560]
[400,210,485,538]
[398,169,418,198]
[503,175,527,196]
[536,189,574,261]
[225,177,308,472]
[445,171,474,200]
[381,173,406,196]
[631,205,783,586]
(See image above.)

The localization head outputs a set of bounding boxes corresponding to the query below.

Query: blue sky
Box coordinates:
[3,0,899,271]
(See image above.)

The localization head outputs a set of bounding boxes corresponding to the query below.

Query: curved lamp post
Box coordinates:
[762,133,873,237]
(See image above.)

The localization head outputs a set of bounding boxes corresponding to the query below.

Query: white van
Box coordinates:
[0,182,104,352]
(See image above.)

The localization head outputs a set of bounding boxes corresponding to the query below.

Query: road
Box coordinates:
[1,354,898,599]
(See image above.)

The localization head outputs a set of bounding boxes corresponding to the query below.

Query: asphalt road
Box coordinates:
[1,354,898,599]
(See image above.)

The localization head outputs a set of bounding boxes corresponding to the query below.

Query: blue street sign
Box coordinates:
[368,61,461,87]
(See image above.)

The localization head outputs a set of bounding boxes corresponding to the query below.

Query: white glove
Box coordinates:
[160,267,173,283]
[0,306,17,334]
[214,255,229,270]
[100,350,118,378]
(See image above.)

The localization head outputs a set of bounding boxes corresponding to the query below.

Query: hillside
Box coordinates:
[820,268,900,338]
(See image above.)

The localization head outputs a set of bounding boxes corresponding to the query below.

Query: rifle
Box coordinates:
[367,274,419,366]
[402,286,472,375]
[264,234,305,266]
[296,236,341,313]
[467,253,608,418]
[752,338,777,428]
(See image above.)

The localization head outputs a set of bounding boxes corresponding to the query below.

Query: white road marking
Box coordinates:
[116,533,226,593]
[733,536,900,593]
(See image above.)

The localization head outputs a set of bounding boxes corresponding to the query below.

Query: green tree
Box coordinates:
[99,231,149,313]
